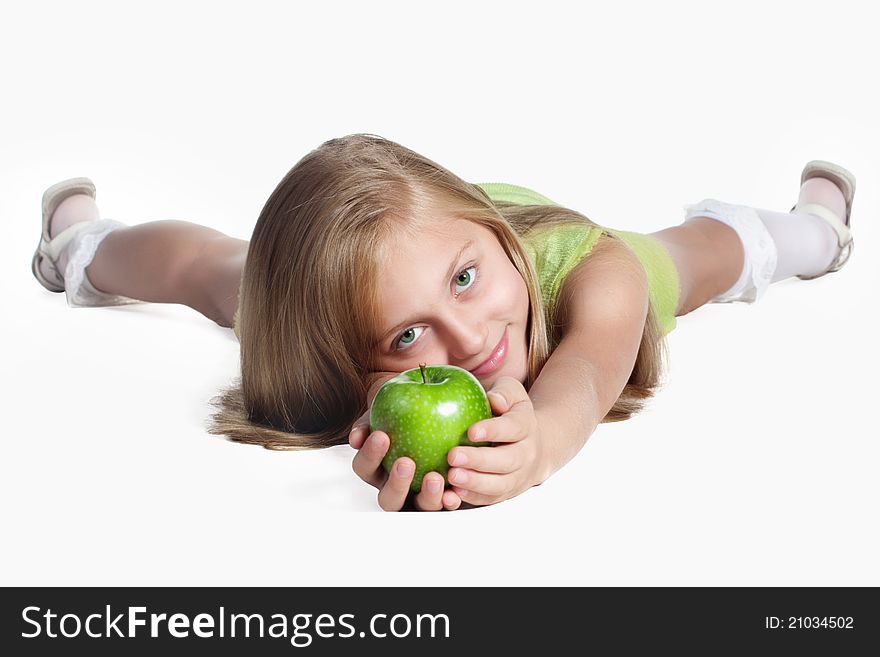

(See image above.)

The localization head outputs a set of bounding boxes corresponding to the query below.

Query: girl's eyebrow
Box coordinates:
[381,239,475,342]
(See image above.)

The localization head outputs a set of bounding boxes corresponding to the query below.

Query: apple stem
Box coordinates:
[419,362,427,384]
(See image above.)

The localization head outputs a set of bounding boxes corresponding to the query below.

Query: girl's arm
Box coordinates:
[436,234,652,506]
[528,234,650,482]
[349,235,650,508]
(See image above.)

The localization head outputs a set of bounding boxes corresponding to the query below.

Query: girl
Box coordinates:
[31,134,856,512]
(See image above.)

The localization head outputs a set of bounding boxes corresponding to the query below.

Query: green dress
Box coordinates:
[475,182,680,337]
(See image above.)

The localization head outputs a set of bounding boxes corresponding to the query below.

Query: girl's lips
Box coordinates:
[470,328,508,376]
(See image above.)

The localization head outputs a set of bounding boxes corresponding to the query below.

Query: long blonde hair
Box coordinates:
[208,134,667,449]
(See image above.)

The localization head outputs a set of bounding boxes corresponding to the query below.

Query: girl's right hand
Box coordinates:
[349,377,463,511]
[349,424,463,512]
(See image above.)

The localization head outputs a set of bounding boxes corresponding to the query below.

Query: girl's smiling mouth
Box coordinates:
[469,327,508,376]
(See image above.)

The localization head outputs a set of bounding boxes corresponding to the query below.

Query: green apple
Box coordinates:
[370,363,492,493]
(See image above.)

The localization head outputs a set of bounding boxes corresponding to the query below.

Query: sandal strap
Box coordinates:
[795,202,852,249]
[41,178,96,244]
[41,221,98,265]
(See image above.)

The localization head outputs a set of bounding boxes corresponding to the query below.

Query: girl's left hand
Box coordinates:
[446,376,548,506]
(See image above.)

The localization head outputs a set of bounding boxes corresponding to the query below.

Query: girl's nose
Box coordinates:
[443,315,486,363]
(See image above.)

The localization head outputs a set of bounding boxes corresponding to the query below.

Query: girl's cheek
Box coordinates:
[496,269,529,318]
[507,279,528,318]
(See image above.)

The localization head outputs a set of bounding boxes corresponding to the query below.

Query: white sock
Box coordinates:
[684,198,841,304]
[687,172,847,303]
[753,207,839,283]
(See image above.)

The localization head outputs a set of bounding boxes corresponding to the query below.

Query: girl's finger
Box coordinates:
[442,489,462,511]
[448,443,521,474]
[487,391,509,415]
[348,407,372,449]
[351,432,390,488]
[451,485,502,507]
[447,467,509,498]
[377,457,416,511]
[468,413,527,444]
[484,378,531,413]
[348,422,371,449]
[413,472,445,511]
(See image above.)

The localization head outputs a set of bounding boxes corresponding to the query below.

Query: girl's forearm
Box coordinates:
[527,235,650,483]
[528,340,606,482]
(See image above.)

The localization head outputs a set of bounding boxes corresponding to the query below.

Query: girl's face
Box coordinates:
[372,216,530,387]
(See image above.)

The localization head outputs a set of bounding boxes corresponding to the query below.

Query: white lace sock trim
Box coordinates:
[682,199,778,304]
[63,219,142,308]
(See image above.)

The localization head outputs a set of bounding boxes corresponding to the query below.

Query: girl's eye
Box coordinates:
[393,265,480,352]
[454,265,477,296]
[396,326,424,349]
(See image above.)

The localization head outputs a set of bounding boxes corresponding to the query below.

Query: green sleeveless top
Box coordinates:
[475,182,679,338]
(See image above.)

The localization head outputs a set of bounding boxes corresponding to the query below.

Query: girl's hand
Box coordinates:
[349,424,463,511]
[445,376,547,507]
[348,372,463,512]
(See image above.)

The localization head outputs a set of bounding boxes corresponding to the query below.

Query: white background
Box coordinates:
[1,0,877,586]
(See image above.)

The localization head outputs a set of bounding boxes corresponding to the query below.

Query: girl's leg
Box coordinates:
[649,218,743,316]
[88,223,247,327]
[49,194,247,327]
[650,176,845,317]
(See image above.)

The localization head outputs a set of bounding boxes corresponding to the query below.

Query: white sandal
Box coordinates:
[791,160,856,280]
[31,177,97,292]
[31,177,138,307]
